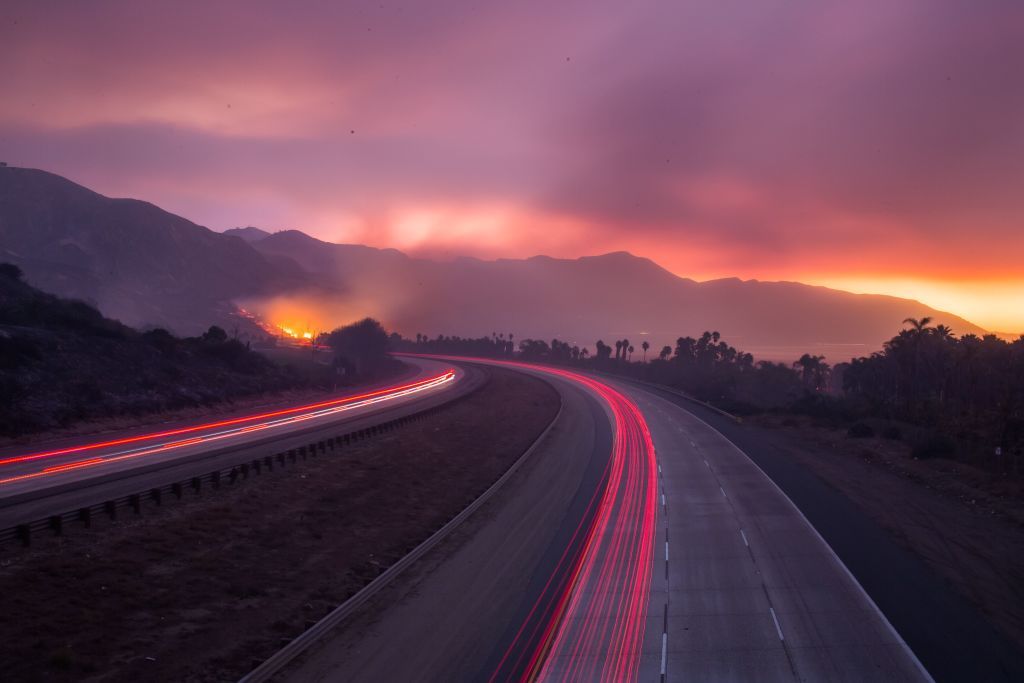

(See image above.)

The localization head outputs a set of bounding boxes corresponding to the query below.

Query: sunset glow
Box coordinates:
[2,1,1021,330]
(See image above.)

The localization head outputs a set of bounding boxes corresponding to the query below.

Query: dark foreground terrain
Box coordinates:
[0,366,558,682]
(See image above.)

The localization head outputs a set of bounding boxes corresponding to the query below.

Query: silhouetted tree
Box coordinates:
[793,354,830,392]
[326,317,390,375]
[641,340,649,362]
[202,325,228,343]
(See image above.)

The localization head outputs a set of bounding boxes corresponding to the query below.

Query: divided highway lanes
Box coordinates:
[0,357,475,528]
[285,357,932,682]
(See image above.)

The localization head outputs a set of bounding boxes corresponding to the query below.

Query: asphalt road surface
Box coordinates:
[0,357,472,528]
[284,358,931,682]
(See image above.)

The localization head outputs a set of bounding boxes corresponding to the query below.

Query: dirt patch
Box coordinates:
[750,414,1024,652]
[0,367,559,682]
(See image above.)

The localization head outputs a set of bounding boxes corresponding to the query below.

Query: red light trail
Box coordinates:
[0,370,455,487]
[411,357,657,682]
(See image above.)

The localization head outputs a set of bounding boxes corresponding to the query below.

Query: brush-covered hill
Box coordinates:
[0,264,302,436]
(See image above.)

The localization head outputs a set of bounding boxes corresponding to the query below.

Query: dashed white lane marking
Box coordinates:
[661,493,666,507]
[740,529,749,547]
[720,486,727,498]
[658,464,662,474]
[769,607,785,641]
[664,541,669,562]
[660,632,667,676]
[704,459,710,469]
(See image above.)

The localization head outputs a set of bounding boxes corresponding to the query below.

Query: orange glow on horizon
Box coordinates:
[805,277,1024,334]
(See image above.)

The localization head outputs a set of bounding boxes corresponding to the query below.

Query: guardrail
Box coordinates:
[0,384,481,551]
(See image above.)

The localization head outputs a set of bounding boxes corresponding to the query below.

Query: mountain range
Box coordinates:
[0,166,988,359]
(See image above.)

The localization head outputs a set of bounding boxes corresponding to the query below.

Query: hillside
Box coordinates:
[0,264,302,436]
[0,166,987,358]
[0,166,305,335]
[243,230,987,358]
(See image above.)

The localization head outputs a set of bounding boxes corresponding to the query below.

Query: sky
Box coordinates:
[2,1,1022,331]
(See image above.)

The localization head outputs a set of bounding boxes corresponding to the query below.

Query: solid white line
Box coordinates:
[664,541,669,562]
[740,529,749,547]
[769,607,784,641]
[661,632,667,674]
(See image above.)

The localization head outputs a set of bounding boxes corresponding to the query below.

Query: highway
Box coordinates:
[285,358,932,682]
[0,357,470,529]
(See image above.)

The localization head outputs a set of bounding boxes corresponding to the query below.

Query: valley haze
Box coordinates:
[0,165,989,361]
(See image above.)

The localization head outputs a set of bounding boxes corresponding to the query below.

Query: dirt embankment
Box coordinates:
[752,414,1024,653]
[0,367,560,682]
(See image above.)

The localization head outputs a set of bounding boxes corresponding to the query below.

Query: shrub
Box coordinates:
[847,421,874,438]
[882,425,902,440]
[912,433,957,459]
[0,262,23,280]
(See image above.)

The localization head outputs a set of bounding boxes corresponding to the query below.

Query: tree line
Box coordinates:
[394,321,1023,471]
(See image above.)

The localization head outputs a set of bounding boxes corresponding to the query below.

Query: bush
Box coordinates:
[912,433,957,459]
[0,263,22,280]
[847,421,874,438]
[882,425,902,440]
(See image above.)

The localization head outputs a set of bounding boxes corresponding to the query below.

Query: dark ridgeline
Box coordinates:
[402,321,1024,474]
[0,166,308,337]
[0,166,988,351]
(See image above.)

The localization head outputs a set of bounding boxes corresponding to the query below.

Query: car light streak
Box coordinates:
[0,370,455,487]
[415,357,657,683]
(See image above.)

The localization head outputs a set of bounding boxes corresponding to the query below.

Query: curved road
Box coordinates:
[0,357,470,528]
[285,358,931,682]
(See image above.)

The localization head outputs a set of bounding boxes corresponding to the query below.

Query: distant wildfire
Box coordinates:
[236,291,382,342]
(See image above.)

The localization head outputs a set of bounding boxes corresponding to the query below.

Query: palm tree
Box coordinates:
[793,354,828,391]
[903,317,933,334]
[628,344,634,361]
[902,317,933,413]
[615,340,623,361]
[641,340,650,362]
[659,345,672,361]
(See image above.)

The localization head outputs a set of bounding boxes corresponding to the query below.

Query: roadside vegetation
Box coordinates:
[397,321,1024,475]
